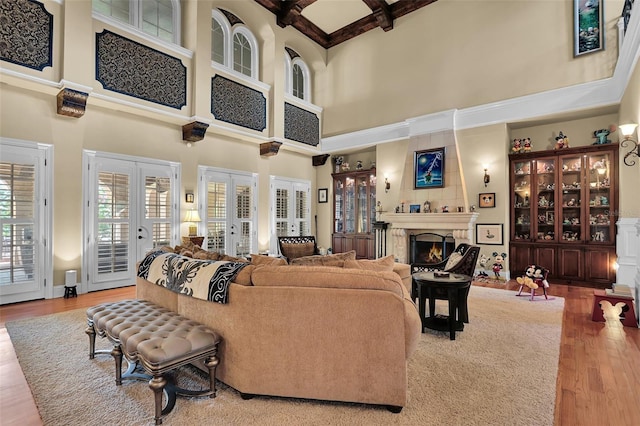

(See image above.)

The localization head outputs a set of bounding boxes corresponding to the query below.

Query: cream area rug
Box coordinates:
[6,286,564,426]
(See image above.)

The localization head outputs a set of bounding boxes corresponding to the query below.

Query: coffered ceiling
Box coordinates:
[254,0,439,49]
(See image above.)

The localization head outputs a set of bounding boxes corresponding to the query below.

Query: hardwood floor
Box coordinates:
[1,282,639,425]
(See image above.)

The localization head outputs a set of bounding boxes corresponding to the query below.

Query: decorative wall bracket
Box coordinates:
[56,88,88,118]
[260,141,282,156]
[182,121,209,143]
[312,154,330,166]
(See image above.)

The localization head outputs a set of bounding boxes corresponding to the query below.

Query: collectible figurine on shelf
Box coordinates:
[592,128,612,145]
[523,138,532,152]
[512,138,523,153]
[554,131,569,150]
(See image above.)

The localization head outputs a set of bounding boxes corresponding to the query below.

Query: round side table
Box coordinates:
[412,271,472,340]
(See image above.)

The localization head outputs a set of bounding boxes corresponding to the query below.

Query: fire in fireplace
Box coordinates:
[410,233,455,265]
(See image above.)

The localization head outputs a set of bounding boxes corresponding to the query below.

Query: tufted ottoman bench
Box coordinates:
[86,299,221,425]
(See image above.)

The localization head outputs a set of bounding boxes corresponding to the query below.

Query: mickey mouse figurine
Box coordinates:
[491,252,507,279]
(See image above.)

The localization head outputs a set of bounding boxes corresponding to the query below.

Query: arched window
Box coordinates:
[211,9,259,80]
[92,0,181,45]
[285,49,311,103]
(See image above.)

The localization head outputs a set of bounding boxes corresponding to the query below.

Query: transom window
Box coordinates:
[211,9,259,80]
[92,0,180,45]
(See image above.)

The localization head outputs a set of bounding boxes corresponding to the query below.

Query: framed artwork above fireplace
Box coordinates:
[414,147,445,189]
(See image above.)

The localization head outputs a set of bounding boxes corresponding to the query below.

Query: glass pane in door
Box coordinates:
[560,156,582,242]
[275,187,289,236]
[334,180,343,233]
[207,181,227,252]
[144,176,171,248]
[512,160,531,240]
[295,188,308,235]
[0,162,35,285]
[97,172,130,274]
[535,158,556,241]
[357,175,367,233]
[587,152,612,243]
[345,177,355,233]
[235,184,252,257]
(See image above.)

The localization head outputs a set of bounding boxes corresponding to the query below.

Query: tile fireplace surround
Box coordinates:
[380,212,479,264]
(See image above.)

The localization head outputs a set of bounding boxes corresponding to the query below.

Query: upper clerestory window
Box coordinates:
[92,0,180,45]
[211,9,259,80]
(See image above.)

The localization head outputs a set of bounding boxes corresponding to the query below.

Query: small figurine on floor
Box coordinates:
[476,254,490,278]
[491,252,507,280]
[516,264,550,300]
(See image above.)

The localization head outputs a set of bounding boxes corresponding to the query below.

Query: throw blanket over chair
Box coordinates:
[411,244,480,322]
[277,236,319,261]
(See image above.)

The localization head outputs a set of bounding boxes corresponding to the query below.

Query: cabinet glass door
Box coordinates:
[559,155,582,242]
[357,175,367,233]
[512,160,532,240]
[334,179,344,233]
[345,177,355,233]
[535,158,556,241]
[586,152,613,243]
[369,172,377,231]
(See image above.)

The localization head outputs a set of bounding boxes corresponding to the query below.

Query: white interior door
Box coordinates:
[84,152,179,292]
[200,167,257,257]
[270,177,310,254]
[0,144,47,304]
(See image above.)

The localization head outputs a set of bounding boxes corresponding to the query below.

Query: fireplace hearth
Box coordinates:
[410,233,455,265]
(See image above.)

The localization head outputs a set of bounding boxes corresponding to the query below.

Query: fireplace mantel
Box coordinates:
[380,212,479,263]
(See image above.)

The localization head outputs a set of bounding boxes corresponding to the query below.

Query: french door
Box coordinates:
[83,152,179,292]
[270,177,311,254]
[0,140,52,304]
[199,167,257,257]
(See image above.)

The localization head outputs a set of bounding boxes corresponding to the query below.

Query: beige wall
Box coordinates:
[618,57,640,218]
[323,0,624,136]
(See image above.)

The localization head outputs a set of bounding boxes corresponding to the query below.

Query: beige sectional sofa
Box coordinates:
[136,251,421,411]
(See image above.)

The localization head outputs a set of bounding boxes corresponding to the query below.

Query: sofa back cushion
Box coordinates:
[251,265,404,296]
[344,255,395,272]
[250,254,287,266]
[290,250,356,267]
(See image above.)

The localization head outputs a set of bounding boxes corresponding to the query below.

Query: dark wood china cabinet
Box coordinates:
[509,144,618,287]
[332,168,376,259]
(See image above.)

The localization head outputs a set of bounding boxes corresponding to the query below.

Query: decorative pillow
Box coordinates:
[444,252,463,271]
[250,254,287,266]
[290,250,356,266]
[193,250,221,261]
[344,255,395,272]
[221,254,249,263]
[280,242,316,260]
[233,264,256,286]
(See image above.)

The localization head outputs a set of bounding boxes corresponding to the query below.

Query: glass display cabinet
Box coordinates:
[509,144,618,287]
[332,168,376,259]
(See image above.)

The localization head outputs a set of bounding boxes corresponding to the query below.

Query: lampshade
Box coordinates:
[184,209,201,223]
[619,123,638,137]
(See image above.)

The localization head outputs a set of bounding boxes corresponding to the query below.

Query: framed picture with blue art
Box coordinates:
[414,147,445,189]
[574,0,604,57]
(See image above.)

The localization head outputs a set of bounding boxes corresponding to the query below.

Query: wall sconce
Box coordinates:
[620,123,639,166]
[483,167,490,187]
[185,192,194,203]
[384,174,390,193]
[184,209,201,236]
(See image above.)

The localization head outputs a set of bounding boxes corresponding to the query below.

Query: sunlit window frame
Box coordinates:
[211,9,259,81]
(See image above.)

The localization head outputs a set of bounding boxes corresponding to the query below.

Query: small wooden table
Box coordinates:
[591,289,638,327]
[412,272,472,340]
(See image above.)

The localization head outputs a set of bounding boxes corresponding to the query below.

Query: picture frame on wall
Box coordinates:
[476,223,503,245]
[414,147,445,189]
[574,0,604,56]
[478,192,496,208]
[318,188,328,203]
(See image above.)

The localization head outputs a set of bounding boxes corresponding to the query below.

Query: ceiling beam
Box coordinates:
[362,0,393,32]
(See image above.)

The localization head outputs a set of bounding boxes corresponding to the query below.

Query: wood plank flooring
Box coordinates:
[1,282,639,425]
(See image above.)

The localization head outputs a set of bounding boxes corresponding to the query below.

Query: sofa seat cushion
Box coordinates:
[251,265,404,296]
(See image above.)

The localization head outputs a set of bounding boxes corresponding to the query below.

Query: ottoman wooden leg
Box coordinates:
[149,375,167,425]
[85,324,96,359]
[204,355,219,398]
[110,344,123,385]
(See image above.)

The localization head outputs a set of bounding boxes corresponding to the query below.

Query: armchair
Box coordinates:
[277,236,319,261]
[411,244,480,322]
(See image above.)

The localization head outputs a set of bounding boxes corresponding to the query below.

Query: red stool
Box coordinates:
[591,289,638,327]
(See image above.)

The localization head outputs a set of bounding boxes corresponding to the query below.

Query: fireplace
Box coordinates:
[410,233,455,265]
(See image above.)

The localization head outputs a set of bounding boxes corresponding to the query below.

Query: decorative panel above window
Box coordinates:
[0,0,53,71]
[95,30,187,109]
[284,102,319,146]
[211,75,266,132]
